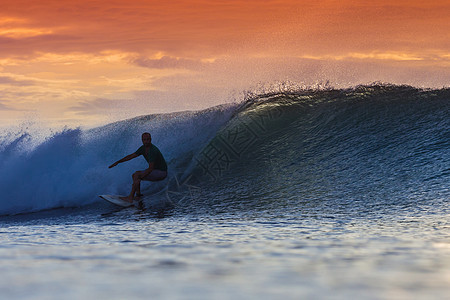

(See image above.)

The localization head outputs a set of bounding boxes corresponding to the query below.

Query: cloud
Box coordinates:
[69,98,115,115]
[0,101,16,111]
[0,75,35,86]
[68,90,200,120]
[0,34,85,57]
[1,0,446,60]
[132,56,206,70]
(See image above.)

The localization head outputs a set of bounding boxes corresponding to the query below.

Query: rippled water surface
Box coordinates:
[1,201,448,300]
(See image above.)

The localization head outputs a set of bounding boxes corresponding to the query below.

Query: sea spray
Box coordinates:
[0,104,236,215]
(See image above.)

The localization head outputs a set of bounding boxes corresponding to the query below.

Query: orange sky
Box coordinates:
[1,0,449,127]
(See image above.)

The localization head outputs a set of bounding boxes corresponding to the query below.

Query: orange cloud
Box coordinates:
[0,0,446,60]
[0,17,54,38]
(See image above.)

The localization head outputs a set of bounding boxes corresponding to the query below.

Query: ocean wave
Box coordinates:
[0,84,449,215]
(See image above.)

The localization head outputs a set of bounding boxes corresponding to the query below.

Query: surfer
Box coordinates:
[108,132,168,202]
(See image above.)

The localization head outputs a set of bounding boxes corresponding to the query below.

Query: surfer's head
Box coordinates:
[142,132,152,146]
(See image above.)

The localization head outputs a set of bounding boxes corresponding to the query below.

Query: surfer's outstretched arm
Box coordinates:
[109,153,139,168]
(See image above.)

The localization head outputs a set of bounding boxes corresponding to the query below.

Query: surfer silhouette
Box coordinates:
[108,132,168,202]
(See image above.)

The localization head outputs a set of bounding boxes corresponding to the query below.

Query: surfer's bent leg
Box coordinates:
[120,171,142,202]
[141,170,168,182]
[120,170,167,202]
[133,172,142,197]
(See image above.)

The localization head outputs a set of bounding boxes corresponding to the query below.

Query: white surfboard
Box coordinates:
[99,195,134,207]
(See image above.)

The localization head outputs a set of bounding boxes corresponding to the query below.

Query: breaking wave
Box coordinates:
[0,84,449,215]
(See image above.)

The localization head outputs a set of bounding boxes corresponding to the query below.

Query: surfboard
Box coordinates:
[99,195,134,207]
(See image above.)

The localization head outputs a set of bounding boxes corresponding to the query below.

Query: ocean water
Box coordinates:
[0,84,449,299]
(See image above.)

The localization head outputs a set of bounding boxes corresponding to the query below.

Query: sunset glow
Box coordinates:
[0,0,449,127]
